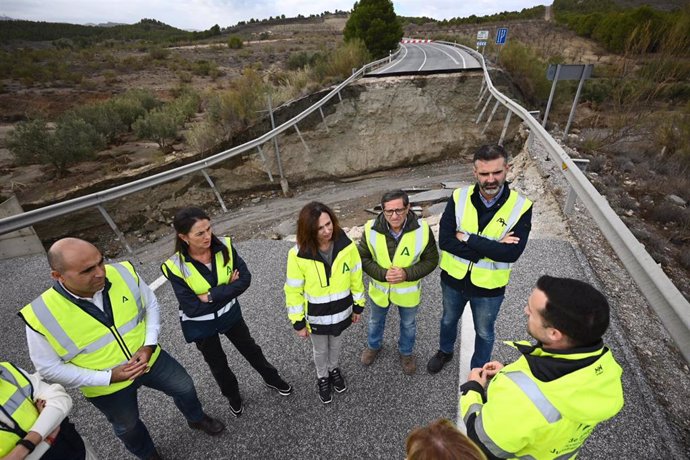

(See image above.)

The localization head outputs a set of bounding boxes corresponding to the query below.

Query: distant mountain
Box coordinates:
[0,15,13,21]
[84,22,129,27]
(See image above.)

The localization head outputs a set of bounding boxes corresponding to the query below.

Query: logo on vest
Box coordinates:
[401,247,410,256]
[227,266,232,276]
[342,263,350,273]
[122,295,129,303]
[594,364,603,375]
[496,217,507,227]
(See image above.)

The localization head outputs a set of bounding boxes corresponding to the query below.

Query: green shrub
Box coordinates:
[133,108,179,151]
[186,121,221,155]
[228,35,243,49]
[6,119,51,165]
[323,39,370,81]
[69,103,125,143]
[149,46,170,60]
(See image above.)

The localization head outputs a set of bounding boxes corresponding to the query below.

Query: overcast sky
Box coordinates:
[2,0,547,31]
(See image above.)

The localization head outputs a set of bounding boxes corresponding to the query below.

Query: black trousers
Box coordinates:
[42,417,86,460]
[195,316,280,402]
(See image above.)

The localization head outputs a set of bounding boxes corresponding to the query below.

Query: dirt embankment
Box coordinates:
[14,73,504,255]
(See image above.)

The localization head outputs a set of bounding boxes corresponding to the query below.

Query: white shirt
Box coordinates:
[25,276,161,389]
[0,366,72,459]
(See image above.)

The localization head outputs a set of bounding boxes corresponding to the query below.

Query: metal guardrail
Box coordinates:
[0,50,399,237]
[438,41,690,364]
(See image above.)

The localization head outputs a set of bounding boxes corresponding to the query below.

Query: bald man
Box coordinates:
[19,238,224,460]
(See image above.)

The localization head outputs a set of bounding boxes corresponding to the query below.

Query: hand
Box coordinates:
[35,399,46,413]
[385,267,407,284]
[456,231,468,242]
[230,269,240,283]
[197,293,209,302]
[110,347,153,383]
[468,367,489,388]
[351,313,361,324]
[500,232,519,244]
[482,361,504,379]
[296,327,310,338]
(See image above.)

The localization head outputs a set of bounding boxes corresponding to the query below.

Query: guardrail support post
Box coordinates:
[564,64,591,137]
[255,146,274,182]
[542,64,561,128]
[498,110,512,146]
[318,107,329,133]
[476,95,492,124]
[481,100,501,134]
[96,205,133,256]
[478,79,486,100]
[294,125,311,154]
[337,91,343,106]
[201,169,228,212]
[564,159,590,214]
[475,85,487,110]
[267,94,289,196]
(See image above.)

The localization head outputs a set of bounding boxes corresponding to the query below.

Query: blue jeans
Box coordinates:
[367,302,419,356]
[439,280,504,369]
[88,349,204,459]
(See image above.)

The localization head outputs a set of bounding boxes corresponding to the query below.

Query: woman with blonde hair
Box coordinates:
[406,418,487,460]
[284,202,365,404]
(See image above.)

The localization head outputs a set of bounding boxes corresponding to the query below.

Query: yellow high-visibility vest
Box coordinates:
[364,219,430,307]
[20,262,160,398]
[439,186,531,289]
[0,362,39,456]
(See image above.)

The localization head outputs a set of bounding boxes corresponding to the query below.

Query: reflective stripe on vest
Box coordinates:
[163,237,234,295]
[20,262,159,398]
[439,186,531,289]
[0,364,38,456]
[179,298,236,321]
[364,220,430,307]
[307,305,353,325]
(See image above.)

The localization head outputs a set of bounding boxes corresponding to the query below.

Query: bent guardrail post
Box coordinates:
[318,107,329,133]
[476,94,492,124]
[498,109,513,146]
[440,41,690,365]
[543,64,561,128]
[475,84,487,110]
[201,169,228,212]
[96,205,133,256]
[255,145,274,182]
[294,125,311,154]
[563,159,590,214]
[481,100,501,135]
[267,94,288,195]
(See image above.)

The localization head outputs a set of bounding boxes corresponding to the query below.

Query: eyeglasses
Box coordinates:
[383,208,407,217]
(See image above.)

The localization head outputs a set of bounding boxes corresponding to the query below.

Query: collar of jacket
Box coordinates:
[372,210,420,235]
[471,181,513,210]
[179,236,226,263]
[508,339,608,382]
[297,229,351,261]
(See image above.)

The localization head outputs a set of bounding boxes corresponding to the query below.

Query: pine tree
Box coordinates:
[344,0,403,59]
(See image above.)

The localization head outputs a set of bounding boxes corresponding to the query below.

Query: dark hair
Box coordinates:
[473,144,508,163]
[296,202,341,257]
[536,275,610,347]
[406,418,487,460]
[172,207,229,266]
[381,189,409,208]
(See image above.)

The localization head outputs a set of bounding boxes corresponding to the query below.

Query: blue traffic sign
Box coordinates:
[496,27,508,45]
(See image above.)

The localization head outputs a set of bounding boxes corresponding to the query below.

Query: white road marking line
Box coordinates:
[150,275,166,291]
[443,44,468,68]
[375,44,409,74]
[414,44,428,71]
[428,43,460,66]
[457,303,474,433]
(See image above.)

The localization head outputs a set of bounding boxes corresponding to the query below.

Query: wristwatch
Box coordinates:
[16,438,36,453]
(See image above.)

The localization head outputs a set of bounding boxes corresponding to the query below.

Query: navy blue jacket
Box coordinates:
[439,183,532,297]
[162,237,250,343]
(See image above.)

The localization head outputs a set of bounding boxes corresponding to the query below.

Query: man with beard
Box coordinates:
[459,276,624,459]
[427,144,533,374]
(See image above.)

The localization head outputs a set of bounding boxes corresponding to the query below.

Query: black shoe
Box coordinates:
[146,449,164,460]
[427,350,454,374]
[329,368,347,393]
[265,378,293,396]
[317,376,332,404]
[188,414,225,436]
[228,397,243,417]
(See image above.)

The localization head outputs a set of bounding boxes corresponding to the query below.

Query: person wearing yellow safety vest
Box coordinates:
[428,145,532,374]
[460,276,624,460]
[161,207,293,419]
[358,190,438,375]
[19,238,224,460]
[0,361,95,460]
[284,202,365,404]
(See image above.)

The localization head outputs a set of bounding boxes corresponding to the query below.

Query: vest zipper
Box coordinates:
[109,326,133,360]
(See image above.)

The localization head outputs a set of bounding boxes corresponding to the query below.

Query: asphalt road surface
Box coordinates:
[0,174,680,459]
[371,42,482,75]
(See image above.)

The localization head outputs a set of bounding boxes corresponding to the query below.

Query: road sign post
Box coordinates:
[542,64,594,137]
[476,30,489,54]
[495,27,508,64]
